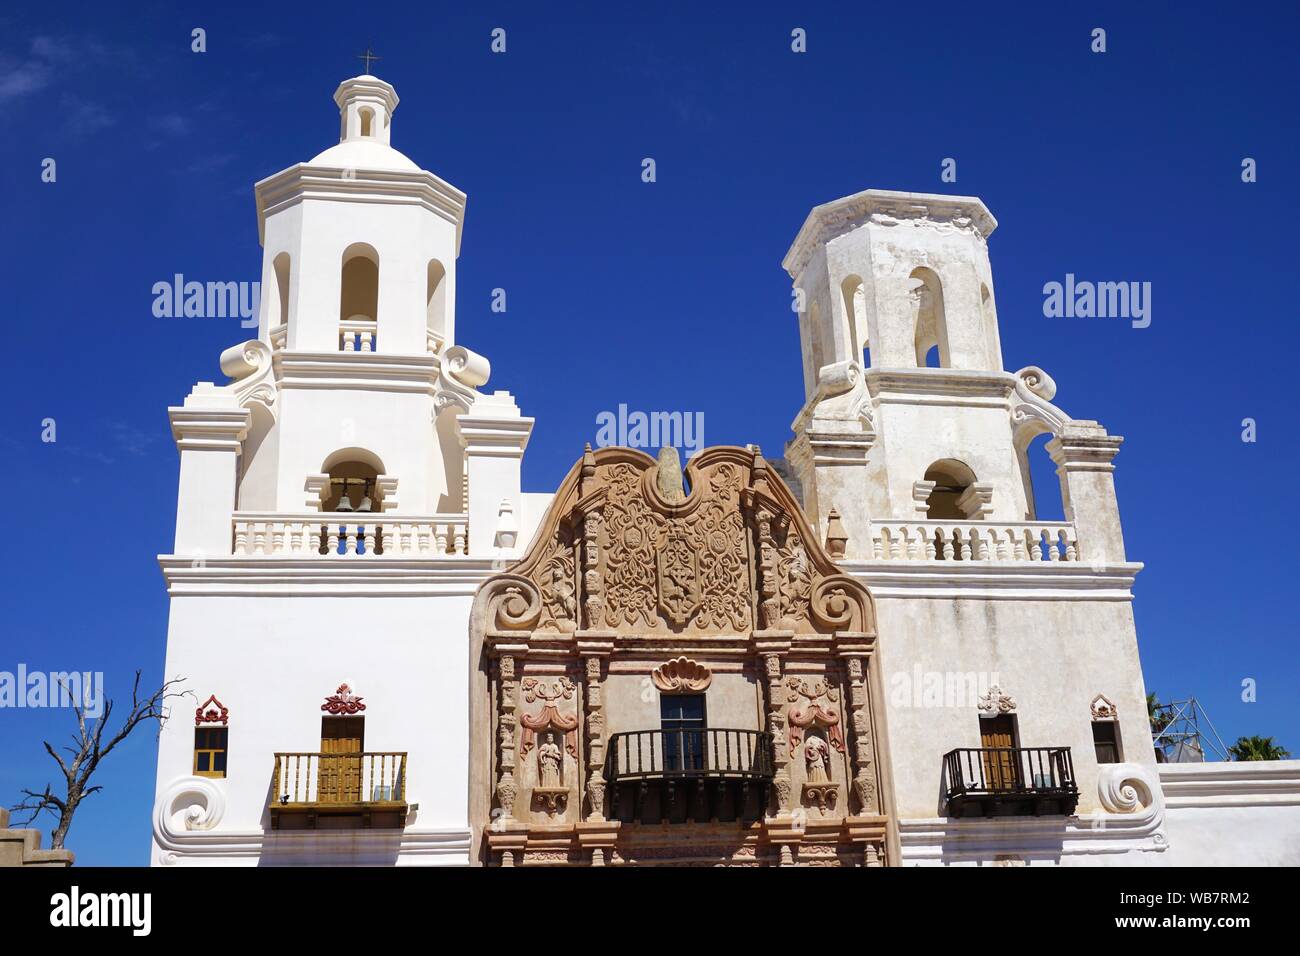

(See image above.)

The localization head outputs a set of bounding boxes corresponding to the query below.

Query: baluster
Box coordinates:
[958,528,973,561]
[1063,530,1078,562]
[938,529,953,561]
[293,754,301,803]
[234,522,249,555]
[362,525,375,556]
[996,529,1011,561]
[342,329,355,352]
[1046,529,1060,561]
[327,523,341,555]
[973,528,989,561]
[434,526,447,554]
[311,523,324,555]
[908,527,925,560]
[271,523,286,555]
[873,533,885,560]
[454,526,467,555]
[888,529,901,560]
[1029,530,1044,561]
[897,528,912,560]
[288,522,302,553]
[360,330,373,353]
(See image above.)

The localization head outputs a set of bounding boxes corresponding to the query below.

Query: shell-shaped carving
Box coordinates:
[651,656,712,693]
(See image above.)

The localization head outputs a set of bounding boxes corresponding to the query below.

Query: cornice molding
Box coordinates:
[168,405,252,452]
[1159,760,1300,809]
[158,555,502,597]
[864,367,1016,408]
[274,350,439,395]
[784,189,997,279]
[838,559,1143,601]
[254,163,467,252]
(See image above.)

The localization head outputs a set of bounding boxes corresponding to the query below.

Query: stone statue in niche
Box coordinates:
[538,732,562,789]
[805,735,831,784]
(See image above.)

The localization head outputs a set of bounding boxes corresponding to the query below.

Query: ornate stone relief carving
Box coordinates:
[479,446,873,639]
[651,657,712,693]
[787,678,846,754]
[194,694,228,727]
[519,677,579,760]
[321,683,365,715]
[471,445,887,866]
[977,684,1016,717]
[1091,693,1118,720]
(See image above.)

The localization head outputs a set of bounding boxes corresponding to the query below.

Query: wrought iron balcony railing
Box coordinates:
[943,746,1079,817]
[604,728,774,824]
[605,728,775,783]
[269,751,408,829]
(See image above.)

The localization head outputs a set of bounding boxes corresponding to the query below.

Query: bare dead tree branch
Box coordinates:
[10,670,188,850]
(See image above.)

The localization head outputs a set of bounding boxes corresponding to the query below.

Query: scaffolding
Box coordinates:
[1150,698,1231,762]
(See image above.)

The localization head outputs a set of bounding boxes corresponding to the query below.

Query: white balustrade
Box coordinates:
[232,513,470,557]
[870,520,1078,563]
[339,319,377,353]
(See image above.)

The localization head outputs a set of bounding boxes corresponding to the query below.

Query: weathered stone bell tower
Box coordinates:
[783,189,1161,865]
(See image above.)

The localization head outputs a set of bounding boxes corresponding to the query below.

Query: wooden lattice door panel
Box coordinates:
[320,717,365,803]
[979,715,1019,791]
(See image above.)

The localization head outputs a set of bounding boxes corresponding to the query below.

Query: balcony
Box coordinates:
[605,728,774,824]
[871,519,1078,562]
[943,747,1079,817]
[232,513,468,557]
[269,751,408,829]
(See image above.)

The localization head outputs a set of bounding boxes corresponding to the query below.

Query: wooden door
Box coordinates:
[979,715,1019,791]
[319,717,364,803]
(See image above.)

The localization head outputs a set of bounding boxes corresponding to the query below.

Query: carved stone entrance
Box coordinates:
[469,445,893,866]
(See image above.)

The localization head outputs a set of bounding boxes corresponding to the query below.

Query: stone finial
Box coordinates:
[825,508,849,559]
[655,447,685,503]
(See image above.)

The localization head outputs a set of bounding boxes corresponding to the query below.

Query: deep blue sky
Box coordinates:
[1,2,1296,865]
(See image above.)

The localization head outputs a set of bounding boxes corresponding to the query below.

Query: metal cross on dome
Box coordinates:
[356,45,381,73]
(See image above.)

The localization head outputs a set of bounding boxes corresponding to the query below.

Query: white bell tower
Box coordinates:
[152,72,536,867]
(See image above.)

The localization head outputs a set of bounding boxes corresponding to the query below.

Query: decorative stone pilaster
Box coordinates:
[456,392,535,555]
[168,387,252,556]
[843,653,879,815]
[1047,422,1126,565]
[580,508,604,630]
[760,650,793,813]
[495,654,519,821]
[580,650,610,821]
[755,507,782,630]
[786,415,875,558]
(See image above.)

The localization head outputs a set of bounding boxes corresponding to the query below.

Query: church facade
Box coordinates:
[151,73,1300,867]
